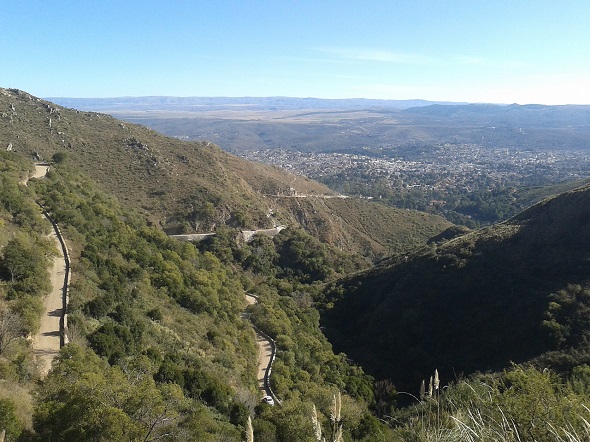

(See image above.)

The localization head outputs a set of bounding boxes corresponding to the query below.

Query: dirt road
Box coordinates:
[28,164,66,376]
[33,228,66,376]
[245,294,274,398]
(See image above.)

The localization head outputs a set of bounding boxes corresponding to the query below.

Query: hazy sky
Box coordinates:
[1,1,589,104]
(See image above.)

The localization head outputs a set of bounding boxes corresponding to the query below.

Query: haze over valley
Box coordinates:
[0,86,589,440]
[3,1,590,440]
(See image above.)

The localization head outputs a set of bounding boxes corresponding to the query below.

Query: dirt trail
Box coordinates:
[245,294,274,398]
[27,164,66,376]
[33,229,65,376]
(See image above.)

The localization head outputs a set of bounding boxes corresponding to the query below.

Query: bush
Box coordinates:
[51,152,68,164]
[0,398,24,440]
[89,323,137,364]
[146,307,163,321]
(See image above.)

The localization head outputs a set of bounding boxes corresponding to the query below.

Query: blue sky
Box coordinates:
[1,1,589,104]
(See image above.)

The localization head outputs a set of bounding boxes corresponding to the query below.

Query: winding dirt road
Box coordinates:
[244,294,274,399]
[28,164,67,376]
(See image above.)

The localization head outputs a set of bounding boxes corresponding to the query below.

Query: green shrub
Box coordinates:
[0,397,24,440]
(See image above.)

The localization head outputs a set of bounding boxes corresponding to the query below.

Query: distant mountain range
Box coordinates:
[404,102,590,128]
[45,97,590,155]
[46,96,468,112]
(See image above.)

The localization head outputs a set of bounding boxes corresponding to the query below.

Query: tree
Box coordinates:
[0,398,23,442]
[1,237,32,283]
[34,345,186,441]
[0,310,24,354]
[51,152,68,164]
[0,235,53,297]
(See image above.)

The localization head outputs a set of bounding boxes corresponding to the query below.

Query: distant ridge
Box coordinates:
[45,96,467,112]
[403,102,590,126]
[46,96,590,156]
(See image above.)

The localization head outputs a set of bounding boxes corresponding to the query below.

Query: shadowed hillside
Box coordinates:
[322,183,590,391]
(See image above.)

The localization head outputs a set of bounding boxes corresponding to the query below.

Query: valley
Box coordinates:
[1,90,590,440]
[50,96,590,227]
[240,144,590,225]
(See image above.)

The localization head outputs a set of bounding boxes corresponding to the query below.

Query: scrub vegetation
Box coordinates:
[1,89,590,440]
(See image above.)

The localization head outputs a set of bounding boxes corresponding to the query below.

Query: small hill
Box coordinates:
[322,183,590,391]
[0,87,451,256]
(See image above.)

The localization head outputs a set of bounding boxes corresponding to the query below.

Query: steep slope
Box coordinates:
[271,196,451,257]
[24,161,391,440]
[322,183,590,391]
[0,88,327,228]
[0,87,450,257]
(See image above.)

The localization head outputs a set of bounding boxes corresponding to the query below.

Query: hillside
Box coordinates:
[0,152,397,440]
[0,88,451,257]
[322,183,590,392]
[269,197,450,257]
[3,90,590,439]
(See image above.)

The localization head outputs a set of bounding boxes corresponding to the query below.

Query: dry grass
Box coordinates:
[0,380,33,431]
